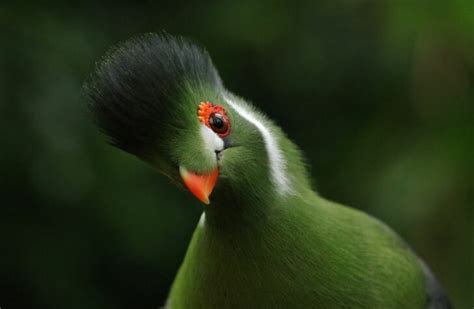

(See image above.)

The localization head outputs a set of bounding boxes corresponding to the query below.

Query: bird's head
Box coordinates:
[85,34,310,209]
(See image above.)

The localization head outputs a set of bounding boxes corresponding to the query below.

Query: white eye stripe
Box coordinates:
[200,124,224,156]
[223,95,292,195]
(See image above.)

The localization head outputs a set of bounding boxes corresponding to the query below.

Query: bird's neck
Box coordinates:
[205,131,314,229]
[204,181,313,232]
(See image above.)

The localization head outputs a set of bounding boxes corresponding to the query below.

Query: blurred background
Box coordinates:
[1,1,472,308]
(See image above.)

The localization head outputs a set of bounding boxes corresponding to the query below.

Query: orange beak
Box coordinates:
[179,166,219,205]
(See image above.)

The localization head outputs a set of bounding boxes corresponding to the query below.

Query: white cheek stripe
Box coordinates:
[223,96,292,195]
[200,124,224,162]
[198,212,206,228]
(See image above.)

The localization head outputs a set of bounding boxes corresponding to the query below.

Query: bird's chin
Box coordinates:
[179,165,219,205]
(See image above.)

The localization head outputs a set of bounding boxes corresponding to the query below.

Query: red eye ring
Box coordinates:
[197,102,231,137]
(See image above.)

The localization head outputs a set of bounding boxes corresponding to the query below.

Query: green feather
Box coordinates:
[167,95,427,307]
[85,33,450,308]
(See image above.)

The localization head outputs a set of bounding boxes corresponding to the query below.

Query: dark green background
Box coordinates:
[1,1,472,308]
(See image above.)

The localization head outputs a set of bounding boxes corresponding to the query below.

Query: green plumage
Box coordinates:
[167,96,426,308]
[85,33,450,308]
[169,192,426,308]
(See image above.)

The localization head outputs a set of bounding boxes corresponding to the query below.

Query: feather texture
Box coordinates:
[84,33,222,156]
[85,33,451,308]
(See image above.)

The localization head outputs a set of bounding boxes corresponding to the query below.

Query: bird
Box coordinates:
[84,33,451,308]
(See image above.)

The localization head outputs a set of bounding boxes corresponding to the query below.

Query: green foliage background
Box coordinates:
[1,1,472,308]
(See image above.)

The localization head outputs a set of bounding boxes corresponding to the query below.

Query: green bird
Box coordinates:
[84,33,451,308]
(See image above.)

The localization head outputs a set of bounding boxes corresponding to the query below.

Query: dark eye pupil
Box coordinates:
[209,113,227,133]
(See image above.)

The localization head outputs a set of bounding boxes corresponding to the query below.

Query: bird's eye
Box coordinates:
[198,102,231,137]
[209,113,229,135]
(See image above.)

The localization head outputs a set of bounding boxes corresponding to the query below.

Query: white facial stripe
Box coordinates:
[223,96,292,195]
[198,212,206,228]
[200,124,224,159]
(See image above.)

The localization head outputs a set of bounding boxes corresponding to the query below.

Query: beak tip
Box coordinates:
[179,165,218,206]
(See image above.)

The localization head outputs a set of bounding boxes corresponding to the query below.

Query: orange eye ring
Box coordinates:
[197,102,231,137]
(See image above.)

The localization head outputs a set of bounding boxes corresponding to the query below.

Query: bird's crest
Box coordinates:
[84,33,222,156]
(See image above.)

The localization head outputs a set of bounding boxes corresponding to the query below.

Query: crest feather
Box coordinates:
[84,33,222,155]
